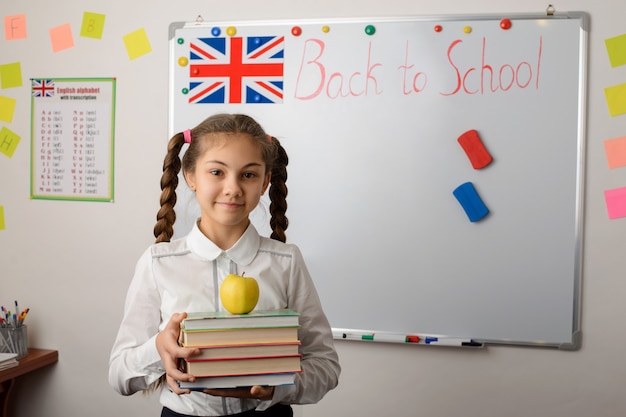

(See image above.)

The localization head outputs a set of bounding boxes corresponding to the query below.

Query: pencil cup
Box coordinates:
[0,325,28,360]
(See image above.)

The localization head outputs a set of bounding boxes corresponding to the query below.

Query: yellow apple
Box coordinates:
[219,273,260,314]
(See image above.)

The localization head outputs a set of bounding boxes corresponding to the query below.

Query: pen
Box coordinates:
[363,333,420,343]
[461,341,483,347]
[334,331,420,344]
[425,337,477,346]
[333,331,369,341]
[0,305,29,328]
[18,308,29,327]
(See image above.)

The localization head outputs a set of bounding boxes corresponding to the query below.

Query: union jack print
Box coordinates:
[188,36,284,104]
[32,79,55,97]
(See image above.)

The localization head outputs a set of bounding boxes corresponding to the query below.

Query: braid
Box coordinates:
[268,137,289,243]
[153,133,185,243]
[146,133,185,393]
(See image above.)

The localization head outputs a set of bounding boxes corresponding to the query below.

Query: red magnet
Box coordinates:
[457,129,493,170]
[434,25,443,32]
[500,18,512,30]
[291,26,302,36]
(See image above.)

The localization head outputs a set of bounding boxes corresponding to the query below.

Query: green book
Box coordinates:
[181,309,300,331]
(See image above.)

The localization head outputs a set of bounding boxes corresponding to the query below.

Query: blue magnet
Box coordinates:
[453,182,489,222]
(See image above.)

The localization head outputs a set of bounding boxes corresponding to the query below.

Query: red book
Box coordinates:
[182,354,302,377]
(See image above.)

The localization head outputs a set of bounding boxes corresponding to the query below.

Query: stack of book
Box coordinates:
[178,309,301,390]
[0,352,18,371]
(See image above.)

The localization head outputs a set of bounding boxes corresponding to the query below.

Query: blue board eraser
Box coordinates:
[453,182,489,222]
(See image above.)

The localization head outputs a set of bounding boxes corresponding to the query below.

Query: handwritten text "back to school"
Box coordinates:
[293,37,544,100]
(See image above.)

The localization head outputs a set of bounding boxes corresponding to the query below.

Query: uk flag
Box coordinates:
[188,36,284,104]
[32,79,55,97]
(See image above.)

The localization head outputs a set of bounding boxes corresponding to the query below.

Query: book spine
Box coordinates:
[185,354,302,363]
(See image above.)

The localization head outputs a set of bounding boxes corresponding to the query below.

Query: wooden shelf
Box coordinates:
[0,348,58,417]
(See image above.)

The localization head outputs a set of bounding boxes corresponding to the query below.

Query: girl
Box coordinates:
[108,114,340,416]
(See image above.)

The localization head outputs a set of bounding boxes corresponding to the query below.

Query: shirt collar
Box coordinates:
[187,220,261,266]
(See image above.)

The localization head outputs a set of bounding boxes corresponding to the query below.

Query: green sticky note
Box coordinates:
[0,126,21,158]
[80,12,106,39]
[0,206,4,230]
[0,95,17,122]
[0,62,23,89]
[604,82,626,117]
[605,34,626,68]
[123,28,151,60]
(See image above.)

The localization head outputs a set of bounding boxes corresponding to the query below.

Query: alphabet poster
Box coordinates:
[30,77,116,202]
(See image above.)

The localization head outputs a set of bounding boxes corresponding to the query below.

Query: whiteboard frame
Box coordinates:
[168,11,589,350]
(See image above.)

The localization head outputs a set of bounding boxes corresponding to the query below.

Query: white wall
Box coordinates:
[1,0,625,416]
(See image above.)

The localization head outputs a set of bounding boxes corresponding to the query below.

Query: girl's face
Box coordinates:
[186,133,270,246]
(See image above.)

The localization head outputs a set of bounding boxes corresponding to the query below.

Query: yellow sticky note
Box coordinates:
[0,126,21,158]
[80,12,106,39]
[49,23,74,53]
[123,28,152,60]
[4,14,27,40]
[604,82,626,117]
[605,34,626,68]
[0,62,23,89]
[604,136,626,169]
[0,96,17,122]
[0,206,5,230]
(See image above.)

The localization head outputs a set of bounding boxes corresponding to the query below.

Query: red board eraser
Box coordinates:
[457,129,493,170]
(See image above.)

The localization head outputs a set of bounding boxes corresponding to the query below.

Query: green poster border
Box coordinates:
[30,77,116,202]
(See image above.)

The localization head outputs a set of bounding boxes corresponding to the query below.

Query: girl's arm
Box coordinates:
[272,245,341,405]
[108,247,166,395]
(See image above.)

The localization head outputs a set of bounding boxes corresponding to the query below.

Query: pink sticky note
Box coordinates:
[604,136,626,169]
[604,186,626,219]
[49,23,74,53]
[4,14,27,40]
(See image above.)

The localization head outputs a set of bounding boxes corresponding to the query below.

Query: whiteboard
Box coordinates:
[168,12,588,349]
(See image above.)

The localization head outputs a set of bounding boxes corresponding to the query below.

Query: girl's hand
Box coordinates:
[155,312,200,395]
[204,385,275,401]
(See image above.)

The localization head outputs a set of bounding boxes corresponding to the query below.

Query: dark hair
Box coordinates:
[153,113,289,244]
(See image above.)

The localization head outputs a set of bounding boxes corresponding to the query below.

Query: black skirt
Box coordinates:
[161,404,293,417]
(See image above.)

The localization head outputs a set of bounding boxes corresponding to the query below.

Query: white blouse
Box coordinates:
[108,221,340,416]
